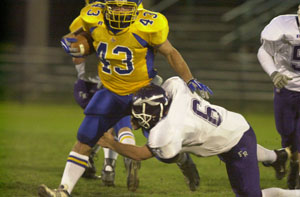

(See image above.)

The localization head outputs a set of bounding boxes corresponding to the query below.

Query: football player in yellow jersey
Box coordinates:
[38,0,212,196]
[69,0,146,190]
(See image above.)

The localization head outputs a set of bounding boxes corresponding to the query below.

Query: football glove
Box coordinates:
[187,79,213,99]
[270,71,292,89]
[61,37,83,57]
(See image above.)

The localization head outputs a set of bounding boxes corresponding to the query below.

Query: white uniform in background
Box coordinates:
[259,14,300,91]
[258,14,300,190]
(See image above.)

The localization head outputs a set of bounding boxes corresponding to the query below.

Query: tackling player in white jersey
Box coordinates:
[99,77,300,196]
[257,6,300,189]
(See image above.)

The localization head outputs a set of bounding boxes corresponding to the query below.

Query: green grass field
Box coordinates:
[0,102,289,196]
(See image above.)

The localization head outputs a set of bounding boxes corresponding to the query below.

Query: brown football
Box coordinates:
[71,31,94,56]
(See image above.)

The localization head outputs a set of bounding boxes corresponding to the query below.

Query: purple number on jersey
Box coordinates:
[192,99,222,126]
[292,45,300,71]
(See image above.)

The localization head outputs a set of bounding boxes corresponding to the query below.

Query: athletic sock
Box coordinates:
[118,130,136,145]
[103,147,118,160]
[60,151,89,194]
[257,144,276,163]
[262,187,300,197]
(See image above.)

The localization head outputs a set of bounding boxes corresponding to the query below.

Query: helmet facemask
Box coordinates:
[132,85,169,130]
[132,102,165,130]
[105,0,138,30]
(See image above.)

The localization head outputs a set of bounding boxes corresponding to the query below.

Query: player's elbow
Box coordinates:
[133,148,154,161]
[257,46,266,61]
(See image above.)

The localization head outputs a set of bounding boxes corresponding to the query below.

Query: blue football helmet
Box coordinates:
[105,0,142,29]
[132,84,169,130]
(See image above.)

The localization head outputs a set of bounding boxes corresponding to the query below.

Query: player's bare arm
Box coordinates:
[99,132,153,161]
[157,40,193,83]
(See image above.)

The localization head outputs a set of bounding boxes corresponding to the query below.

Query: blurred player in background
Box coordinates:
[38,0,211,196]
[99,77,299,197]
[257,5,300,189]
[68,0,148,189]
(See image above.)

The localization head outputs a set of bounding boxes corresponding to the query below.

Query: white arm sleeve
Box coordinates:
[75,62,86,80]
[257,46,277,76]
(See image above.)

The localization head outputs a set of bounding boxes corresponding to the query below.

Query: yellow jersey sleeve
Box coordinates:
[135,9,169,46]
[69,16,82,32]
[80,2,105,33]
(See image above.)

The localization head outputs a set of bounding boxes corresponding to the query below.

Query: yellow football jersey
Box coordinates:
[79,2,169,95]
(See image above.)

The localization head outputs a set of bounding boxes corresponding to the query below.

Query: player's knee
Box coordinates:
[72,141,93,155]
[77,132,95,147]
[77,116,103,147]
[77,130,98,148]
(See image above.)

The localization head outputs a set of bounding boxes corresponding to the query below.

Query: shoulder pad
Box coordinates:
[135,9,168,33]
[134,9,169,46]
[69,16,82,32]
[162,77,186,95]
[261,15,294,41]
[80,2,105,32]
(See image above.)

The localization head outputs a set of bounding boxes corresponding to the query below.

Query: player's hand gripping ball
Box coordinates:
[61,31,94,57]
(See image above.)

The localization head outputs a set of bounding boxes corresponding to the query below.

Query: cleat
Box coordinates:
[124,157,141,192]
[38,184,70,197]
[82,156,100,179]
[287,161,299,189]
[262,148,289,180]
[177,153,200,191]
[101,158,116,186]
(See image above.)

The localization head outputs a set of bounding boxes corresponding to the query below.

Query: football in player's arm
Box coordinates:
[99,76,300,197]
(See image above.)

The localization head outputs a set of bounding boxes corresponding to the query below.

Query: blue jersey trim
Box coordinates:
[132,33,156,78]
[132,33,148,47]
[90,26,97,34]
[146,47,156,78]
